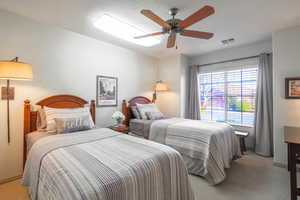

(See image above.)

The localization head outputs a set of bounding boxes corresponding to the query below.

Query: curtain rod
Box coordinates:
[197,53,271,67]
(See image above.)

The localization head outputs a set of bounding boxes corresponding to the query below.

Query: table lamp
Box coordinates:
[0,57,33,143]
[152,80,168,103]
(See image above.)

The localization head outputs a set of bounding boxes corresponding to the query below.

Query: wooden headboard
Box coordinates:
[23,94,96,166]
[122,96,152,126]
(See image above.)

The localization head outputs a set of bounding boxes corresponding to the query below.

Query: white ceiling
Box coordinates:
[0,0,300,58]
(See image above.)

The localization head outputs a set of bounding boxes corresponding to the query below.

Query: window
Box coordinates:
[199,67,258,126]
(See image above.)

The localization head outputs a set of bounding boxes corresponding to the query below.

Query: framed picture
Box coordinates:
[96,75,118,107]
[285,77,300,99]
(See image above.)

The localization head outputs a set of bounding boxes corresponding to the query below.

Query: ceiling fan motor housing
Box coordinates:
[163,18,183,34]
[162,8,183,34]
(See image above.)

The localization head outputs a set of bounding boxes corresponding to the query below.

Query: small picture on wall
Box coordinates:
[96,75,118,107]
[286,77,300,99]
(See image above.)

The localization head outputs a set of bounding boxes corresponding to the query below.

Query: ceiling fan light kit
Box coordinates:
[136,5,215,48]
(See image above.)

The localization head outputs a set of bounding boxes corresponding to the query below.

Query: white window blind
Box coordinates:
[199,60,258,126]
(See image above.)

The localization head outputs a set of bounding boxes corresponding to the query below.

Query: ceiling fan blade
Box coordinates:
[167,33,176,48]
[141,10,171,28]
[178,6,215,29]
[181,30,214,39]
[134,32,165,39]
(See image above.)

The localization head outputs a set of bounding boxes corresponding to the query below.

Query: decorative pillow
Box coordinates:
[131,106,141,119]
[36,108,47,131]
[55,115,93,134]
[44,106,95,134]
[136,103,162,120]
[145,111,165,120]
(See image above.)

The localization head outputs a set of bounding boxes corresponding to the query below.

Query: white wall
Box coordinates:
[180,55,189,118]
[156,55,181,117]
[156,55,188,118]
[273,26,300,165]
[0,10,158,182]
[189,39,273,65]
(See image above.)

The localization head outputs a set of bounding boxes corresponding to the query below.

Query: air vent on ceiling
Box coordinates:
[221,38,235,45]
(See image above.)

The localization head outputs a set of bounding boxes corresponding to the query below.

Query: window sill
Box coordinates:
[228,123,254,128]
[212,120,254,128]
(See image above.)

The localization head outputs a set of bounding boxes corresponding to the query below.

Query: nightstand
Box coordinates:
[109,125,129,134]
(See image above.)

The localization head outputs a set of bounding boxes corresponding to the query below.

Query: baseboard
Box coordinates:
[273,162,287,169]
[0,175,22,185]
[273,162,300,172]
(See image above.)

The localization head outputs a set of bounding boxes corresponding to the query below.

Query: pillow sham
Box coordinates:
[55,115,93,134]
[145,111,165,120]
[136,103,162,120]
[44,106,95,133]
[131,106,141,119]
[36,108,47,131]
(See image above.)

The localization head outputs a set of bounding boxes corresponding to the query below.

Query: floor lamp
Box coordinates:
[0,57,33,143]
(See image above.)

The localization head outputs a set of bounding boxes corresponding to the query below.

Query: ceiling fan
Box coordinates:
[135,6,215,48]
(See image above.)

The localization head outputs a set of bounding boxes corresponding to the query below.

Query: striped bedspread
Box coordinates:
[22,128,194,200]
[149,118,241,185]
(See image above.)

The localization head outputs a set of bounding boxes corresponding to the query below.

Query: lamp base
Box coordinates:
[1,87,14,100]
[152,91,157,103]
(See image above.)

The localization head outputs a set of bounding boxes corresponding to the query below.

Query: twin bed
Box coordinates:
[122,96,241,185]
[22,95,194,200]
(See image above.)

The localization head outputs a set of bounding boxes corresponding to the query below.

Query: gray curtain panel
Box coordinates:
[254,53,273,157]
[187,65,201,120]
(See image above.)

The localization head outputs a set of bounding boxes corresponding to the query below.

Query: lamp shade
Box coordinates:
[155,81,168,91]
[0,61,33,80]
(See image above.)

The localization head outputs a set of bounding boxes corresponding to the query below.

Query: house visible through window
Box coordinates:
[199,67,258,126]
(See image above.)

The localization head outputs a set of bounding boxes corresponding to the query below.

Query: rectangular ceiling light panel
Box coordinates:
[94,14,161,47]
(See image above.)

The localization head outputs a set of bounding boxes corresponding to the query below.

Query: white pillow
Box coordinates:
[44,106,95,133]
[136,103,162,120]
